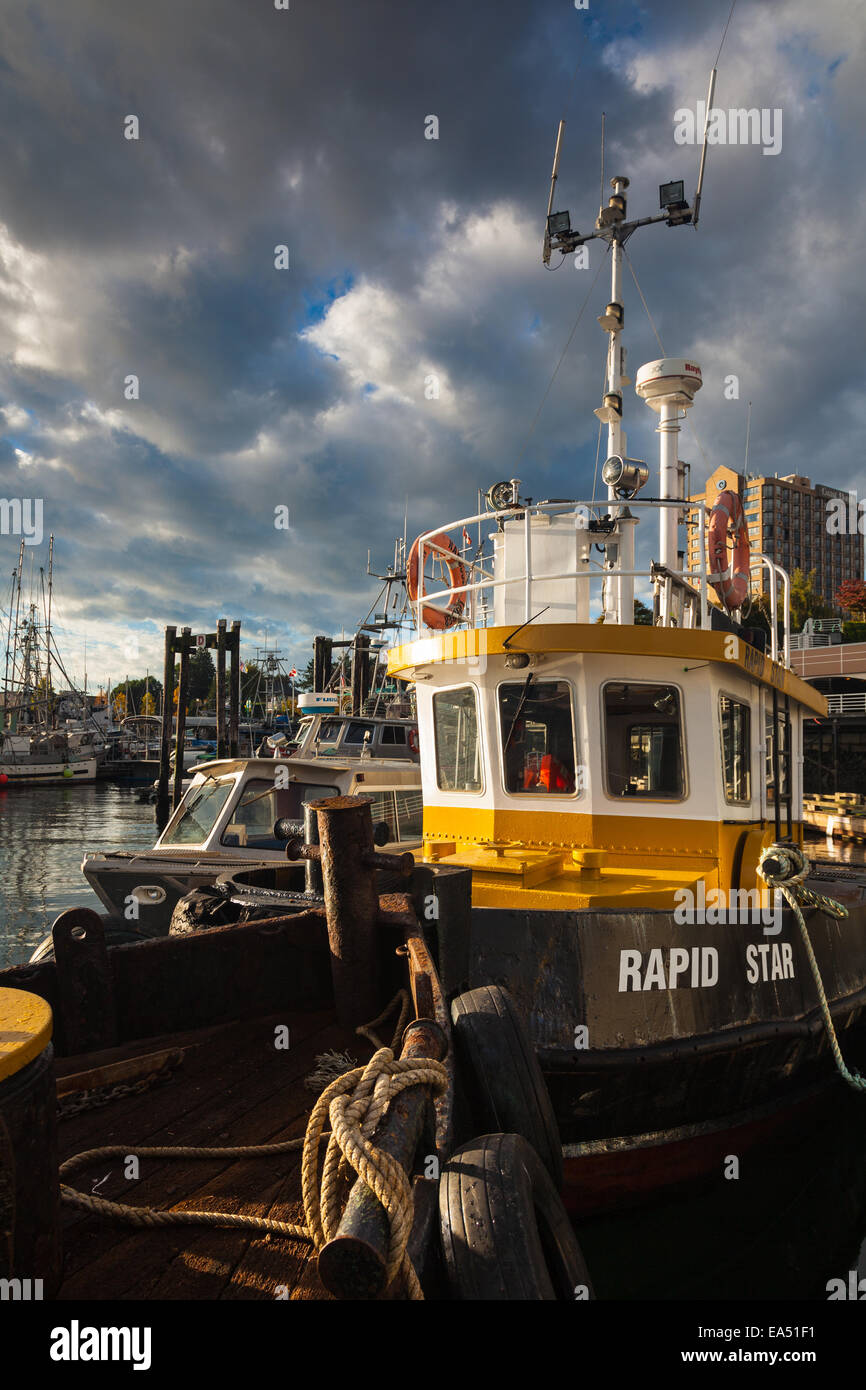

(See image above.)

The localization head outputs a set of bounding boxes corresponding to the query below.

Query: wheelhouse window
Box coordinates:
[395,789,423,839]
[380,724,407,745]
[344,721,375,745]
[498,680,577,795]
[161,777,234,846]
[358,791,397,842]
[765,707,791,805]
[220,779,339,849]
[720,695,751,804]
[433,687,483,792]
[604,683,684,799]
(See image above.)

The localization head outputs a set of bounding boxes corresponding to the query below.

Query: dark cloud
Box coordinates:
[0,0,862,679]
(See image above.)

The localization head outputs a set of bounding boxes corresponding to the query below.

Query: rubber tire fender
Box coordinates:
[439,1132,593,1300]
[451,984,563,1187]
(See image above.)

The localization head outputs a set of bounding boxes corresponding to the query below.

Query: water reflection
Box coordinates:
[0,784,156,968]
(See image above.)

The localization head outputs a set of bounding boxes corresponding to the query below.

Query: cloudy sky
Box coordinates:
[0,0,862,689]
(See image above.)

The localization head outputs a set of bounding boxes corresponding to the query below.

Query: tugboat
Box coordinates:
[385,132,866,1214]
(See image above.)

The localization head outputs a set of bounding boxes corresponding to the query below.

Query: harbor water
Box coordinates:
[0,783,156,968]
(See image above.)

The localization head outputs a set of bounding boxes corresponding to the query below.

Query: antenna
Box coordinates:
[599,112,605,215]
[692,67,717,228]
[542,119,566,265]
[744,400,752,475]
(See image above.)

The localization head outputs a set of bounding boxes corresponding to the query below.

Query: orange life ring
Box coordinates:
[407,533,467,630]
[407,727,419,754]
[707,489,750,611]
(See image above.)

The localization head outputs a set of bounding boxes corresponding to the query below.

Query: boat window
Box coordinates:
[219,779,339,849]
[345,721,376,745]
[765,708,790,804]
[498,681,577,795]
[433,688,483,792]
[395,789,423,840]
[720,695,751,803]
[317,720,343,742]
[161,778,235,845]
[358,791,397,842]
[603,683,684,798]
[380,725,407,745]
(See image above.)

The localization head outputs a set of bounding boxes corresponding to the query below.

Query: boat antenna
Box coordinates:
[542,119,566,266]
[744,400,753,476]
[693,1,737,227]
[599,112,605,216]
[692,66,717,229]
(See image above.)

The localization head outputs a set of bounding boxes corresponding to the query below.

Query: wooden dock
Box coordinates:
[55,1009,351,1300]
[804,794,866,840]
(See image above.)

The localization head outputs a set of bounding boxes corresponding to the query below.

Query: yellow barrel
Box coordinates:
[0,987,61,1296]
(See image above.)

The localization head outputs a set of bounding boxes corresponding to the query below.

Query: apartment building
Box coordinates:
[686,466,863,608]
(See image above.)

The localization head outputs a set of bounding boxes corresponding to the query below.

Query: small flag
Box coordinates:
[288,667,297,678]
[462,527,471,548]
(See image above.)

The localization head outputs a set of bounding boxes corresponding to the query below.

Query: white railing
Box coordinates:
[824,693,866,715]
[790,633,842,649]
[413,497,704,628]
[412,499,792,665]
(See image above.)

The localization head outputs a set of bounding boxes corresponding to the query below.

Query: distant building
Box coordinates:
[686,466,863,609]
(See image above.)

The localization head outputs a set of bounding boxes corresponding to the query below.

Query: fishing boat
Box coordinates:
[1,537,101,786]
[75,720,422,939]
[382,122,866,1215]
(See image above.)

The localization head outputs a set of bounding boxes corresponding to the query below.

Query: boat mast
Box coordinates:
[542,84,716,622]
[10,541,24,728]
[46,533,54,726]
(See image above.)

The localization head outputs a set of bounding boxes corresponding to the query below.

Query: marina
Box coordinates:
[1,0,865,1360]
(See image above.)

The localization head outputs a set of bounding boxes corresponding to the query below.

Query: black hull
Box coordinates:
[468,871,866,1201]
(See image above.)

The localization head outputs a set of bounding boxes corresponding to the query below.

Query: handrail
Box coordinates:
[411,498,793,667]
[414,497,703,632]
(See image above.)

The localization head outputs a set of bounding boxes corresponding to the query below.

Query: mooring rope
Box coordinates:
[59,992,447,1299]
[758,843,866,1093]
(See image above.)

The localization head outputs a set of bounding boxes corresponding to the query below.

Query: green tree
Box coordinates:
[633,599,653,626]
[110,677,164,715]
[789,568,832,631]
[294,658,315,691]
[187,649,215,704]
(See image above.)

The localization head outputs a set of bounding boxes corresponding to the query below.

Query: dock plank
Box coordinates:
[56,1009,361,1300]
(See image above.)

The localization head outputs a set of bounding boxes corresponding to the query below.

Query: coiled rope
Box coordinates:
[758,843,866,1093]
[59,991,448,1298]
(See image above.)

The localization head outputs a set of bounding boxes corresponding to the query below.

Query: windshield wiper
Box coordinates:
[503,673,534,752]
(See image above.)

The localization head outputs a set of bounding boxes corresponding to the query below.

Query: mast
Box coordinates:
[46,534,54,726]
[2,563,17,729]
[10,541,24,728]
[542,79,716,625]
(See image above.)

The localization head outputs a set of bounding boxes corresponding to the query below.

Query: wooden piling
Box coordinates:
[156,625,176,831]
[316,1017,448,1299]
[216,618,227,759]
[351,632,371,715]
[228,621,241,758]
[311,795,380,1029]
[172,626,191,812]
